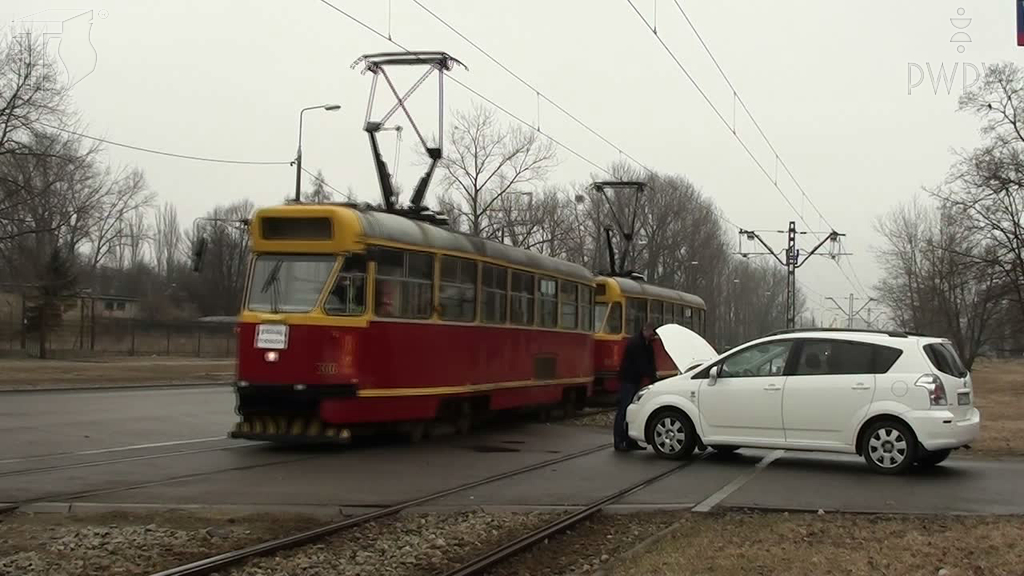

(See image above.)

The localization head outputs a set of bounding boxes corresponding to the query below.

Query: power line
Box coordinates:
[625,0,804,223]
[628,1,869,297]
[301,166,351,201]
[669,0,834,231]
[319,0,609,178]
[318,0,743,231]
[410,0,653,174]
[666,1,871,298]
[40,123,292,166]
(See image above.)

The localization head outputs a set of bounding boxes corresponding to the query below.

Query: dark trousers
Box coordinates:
[614,379,640,446]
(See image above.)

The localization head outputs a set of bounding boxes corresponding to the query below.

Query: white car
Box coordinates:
[626,326,981,474]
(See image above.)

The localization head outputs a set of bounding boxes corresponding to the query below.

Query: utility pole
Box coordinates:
[738,221,849,330]
[826,293,875,329]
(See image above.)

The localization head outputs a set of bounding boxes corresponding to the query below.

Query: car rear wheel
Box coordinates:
[862,420,917,474]
[646,409,697,460]
[916,448,951,468]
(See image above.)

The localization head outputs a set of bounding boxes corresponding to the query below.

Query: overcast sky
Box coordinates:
[5,1,1020,325]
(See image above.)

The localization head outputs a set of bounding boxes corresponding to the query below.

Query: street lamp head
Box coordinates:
[323,104,341,111]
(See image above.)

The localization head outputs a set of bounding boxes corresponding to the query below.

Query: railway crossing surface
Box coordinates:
[1,385,1022,516]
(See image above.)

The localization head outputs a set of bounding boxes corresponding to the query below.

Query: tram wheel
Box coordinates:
[454,403,472,436]
[408,422,428,443]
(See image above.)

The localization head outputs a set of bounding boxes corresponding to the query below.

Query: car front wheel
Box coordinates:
[646,409,697,460]
[862,420,917,474]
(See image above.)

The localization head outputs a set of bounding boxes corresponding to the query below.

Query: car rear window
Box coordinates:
[873,346,903,373]
[793,340,901,375]
[924,343,968,378]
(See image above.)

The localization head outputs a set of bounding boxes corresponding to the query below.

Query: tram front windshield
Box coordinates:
[247,254,336,313]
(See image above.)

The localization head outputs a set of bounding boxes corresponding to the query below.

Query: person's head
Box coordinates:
[641,321,658,342]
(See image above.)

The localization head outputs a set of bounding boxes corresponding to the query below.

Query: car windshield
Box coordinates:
[247,254,337,313]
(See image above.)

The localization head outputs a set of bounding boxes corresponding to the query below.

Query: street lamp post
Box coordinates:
[295,104,341,202]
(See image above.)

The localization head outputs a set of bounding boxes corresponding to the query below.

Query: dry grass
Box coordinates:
[0,357,234,390]
[615,511,1024,576]
[966,359,1024,458]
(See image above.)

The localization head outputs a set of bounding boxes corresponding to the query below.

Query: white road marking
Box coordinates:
[0,437,227,465]
[692,449,785,513]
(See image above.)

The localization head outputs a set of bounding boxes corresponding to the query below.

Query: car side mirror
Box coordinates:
[708,365,720,385]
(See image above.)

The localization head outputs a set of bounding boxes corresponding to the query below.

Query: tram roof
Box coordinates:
[355,208,594,283]
[604,276,706,309]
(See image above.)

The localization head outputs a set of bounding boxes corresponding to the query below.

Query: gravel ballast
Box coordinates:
[223,511,557,576]
[482,511,684,576]
[0,510,320,576]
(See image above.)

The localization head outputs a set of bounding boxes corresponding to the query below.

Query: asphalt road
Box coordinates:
[1,386,1022,515]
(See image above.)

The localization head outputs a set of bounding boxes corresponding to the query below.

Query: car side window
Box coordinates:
[793,340,878,376]
[719,341,793,378]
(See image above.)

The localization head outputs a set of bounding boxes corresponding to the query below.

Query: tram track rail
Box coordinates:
[0,442,263,479]
[5,451,331,509]
[438,458,698,576]
[145,443,611,576]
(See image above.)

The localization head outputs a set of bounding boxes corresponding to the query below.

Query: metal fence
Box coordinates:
[0,314,236,358]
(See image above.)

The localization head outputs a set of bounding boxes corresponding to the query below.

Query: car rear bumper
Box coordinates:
[907,407,981,451]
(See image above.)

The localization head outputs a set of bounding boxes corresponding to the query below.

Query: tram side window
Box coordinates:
[482,264,508,324]
[538,277,558,328]
[325,254,367,315]
[699,309,706,334]
[684,306,693,329]
[579,285,594,332]
[375,249,433,319]
[604,302,623,334]
[625,298,647,335]
[439,256,477,322]
[649,300,664,327]
[559,281,578,330]
[510,271,535,326]
[673,303,683,324]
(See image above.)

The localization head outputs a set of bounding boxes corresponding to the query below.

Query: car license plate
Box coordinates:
[255,324,288,349]
[957,391,971,406]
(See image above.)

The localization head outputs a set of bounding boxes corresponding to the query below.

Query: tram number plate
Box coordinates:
[255,324,288,349]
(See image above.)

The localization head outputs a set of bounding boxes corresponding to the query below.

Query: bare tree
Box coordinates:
[152,201,181,279]
[181,199,254,316]
[83,166,153,271]
[932,62,1024,327]
[0,30,69,159]
[875,197,1000,367]
[439,105,558,237]
[302,169,333,203]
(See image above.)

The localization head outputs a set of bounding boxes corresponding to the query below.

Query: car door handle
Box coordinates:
[851,384,871,390]
[763,384,782,391]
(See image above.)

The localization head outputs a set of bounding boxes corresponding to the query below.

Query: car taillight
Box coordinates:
[914,374,947,406]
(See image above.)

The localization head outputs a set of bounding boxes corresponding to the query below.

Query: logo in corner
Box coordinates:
[10,9,108,88]
[950,7,972,54]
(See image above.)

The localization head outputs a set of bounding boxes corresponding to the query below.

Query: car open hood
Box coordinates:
[655,324,718,373]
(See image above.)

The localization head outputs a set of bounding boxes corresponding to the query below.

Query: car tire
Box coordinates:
[916,448,952,468]
[861,419,917,474]
[710,445,740,454]
[645,409,697,460]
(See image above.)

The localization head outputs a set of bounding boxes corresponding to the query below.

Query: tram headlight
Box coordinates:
[633,386,652,404]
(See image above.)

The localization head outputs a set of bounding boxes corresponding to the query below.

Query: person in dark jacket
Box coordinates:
[614,321,658,451]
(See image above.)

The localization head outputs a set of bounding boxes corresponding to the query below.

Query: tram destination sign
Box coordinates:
[255,324,288,349]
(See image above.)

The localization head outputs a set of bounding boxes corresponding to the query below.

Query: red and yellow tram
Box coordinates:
[231,204,597,441]
[228,203,706,442]
[591,277,707,394]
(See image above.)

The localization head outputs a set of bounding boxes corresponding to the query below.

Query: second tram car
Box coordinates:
[592,277,707,394]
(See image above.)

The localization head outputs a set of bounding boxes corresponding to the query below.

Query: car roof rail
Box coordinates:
[765,327,910,338]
